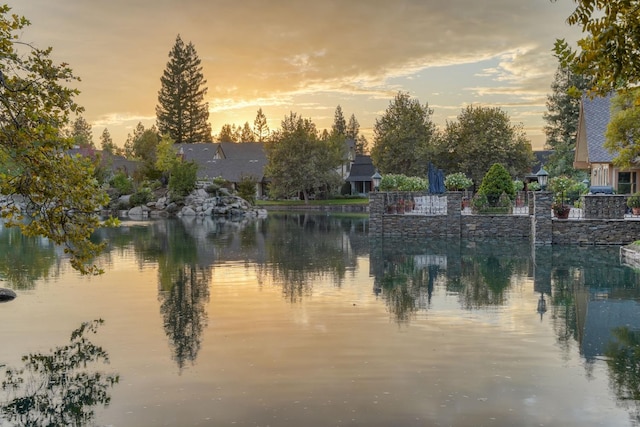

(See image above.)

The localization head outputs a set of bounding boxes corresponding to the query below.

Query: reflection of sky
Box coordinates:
[0,252,634,426]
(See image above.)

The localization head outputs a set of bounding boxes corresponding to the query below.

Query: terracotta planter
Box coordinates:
[633,207,640,215]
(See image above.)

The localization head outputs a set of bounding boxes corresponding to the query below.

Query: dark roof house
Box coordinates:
[346,155,376,195]
[574,93,639,193]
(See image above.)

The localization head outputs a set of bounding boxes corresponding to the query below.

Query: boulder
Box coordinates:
[0,288,16,302]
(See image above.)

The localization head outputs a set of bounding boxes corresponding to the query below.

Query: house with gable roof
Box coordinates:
[574,93,640,194]
[175,142,268,198]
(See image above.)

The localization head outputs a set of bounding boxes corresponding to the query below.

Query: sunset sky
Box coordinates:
[8,0,583,150]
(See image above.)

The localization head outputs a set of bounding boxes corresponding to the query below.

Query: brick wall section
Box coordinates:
[583,195,626,219]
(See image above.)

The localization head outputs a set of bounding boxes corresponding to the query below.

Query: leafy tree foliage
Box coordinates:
[0,6,113,274]
[605,88,640,169]
[168,160,198,198]
[554,0,640,94]
[156,35,212,144]
[436,105,534,190]
[124,123,162,181]
[265,112,343,202]
[543,64,590,177]
[370,92,437,176]
[253,108,269,142]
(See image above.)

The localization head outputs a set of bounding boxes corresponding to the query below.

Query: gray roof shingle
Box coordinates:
[583,93,614,163]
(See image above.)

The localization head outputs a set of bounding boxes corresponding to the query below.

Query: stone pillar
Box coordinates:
[446,191,462,238]
[368,192,385,236]
[532,191,553,245]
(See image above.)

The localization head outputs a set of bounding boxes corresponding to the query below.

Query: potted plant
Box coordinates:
[552,203,571,219]
[549,175,573,219]
[627,192,640,215]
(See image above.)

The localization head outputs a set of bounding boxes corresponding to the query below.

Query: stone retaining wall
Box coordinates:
[370,191,640,245]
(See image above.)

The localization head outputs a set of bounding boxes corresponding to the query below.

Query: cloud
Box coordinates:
[7,0,582,145]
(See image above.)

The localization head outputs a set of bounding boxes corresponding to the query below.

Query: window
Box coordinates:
[618,171,637,194]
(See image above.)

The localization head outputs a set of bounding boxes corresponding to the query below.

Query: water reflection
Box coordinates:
[370,238,532,321]
[0,224,58,289]
[257,213,369,302]
[5,214,640,424]
[0,320,119,426]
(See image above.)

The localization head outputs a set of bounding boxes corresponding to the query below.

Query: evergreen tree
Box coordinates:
[69,116,94,149]
[543,65,589,177]
[217,124,238,142]
[100,128,116,155]
[239,122,254,142]
[370,92,437,176]
[253,108,269,142]
[156,35,212,144]
[346,114,359,140]
[331,105,347,137]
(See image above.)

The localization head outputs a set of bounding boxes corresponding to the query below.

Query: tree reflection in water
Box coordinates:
[0,319,119,426]
[605,327,640,423]
[159,264,210,372]
[372,238,531,323]
[0,224,58,290]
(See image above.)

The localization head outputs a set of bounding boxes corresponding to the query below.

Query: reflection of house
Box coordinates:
[346,155,376,195]
[573,93,639,194]
[175,142,268,198]
[574,286,640,361]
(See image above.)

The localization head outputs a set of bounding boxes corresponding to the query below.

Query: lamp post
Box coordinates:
[372,171,382,192]
[536,166,549,191]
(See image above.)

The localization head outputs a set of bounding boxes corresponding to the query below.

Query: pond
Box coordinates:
[1,212,640,426]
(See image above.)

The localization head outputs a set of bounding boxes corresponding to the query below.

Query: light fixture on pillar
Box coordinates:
[536,166,549,191]
[372,171,382,192]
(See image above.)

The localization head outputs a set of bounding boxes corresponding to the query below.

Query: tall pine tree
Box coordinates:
[156,35,212,144]
[543,65,589,177]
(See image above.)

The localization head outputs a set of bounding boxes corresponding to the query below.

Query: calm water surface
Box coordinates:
[1,213,640,426]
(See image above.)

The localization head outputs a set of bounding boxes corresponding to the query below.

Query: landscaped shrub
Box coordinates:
[129,187,153,207]
[444,172,473,191]
[379,174,428,191]
[169,161,198,198]
[477,163,515,205]
[109,172,133,196]
[237,175,257,205]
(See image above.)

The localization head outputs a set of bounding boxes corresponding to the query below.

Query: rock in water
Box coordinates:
[0,288,16,302]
